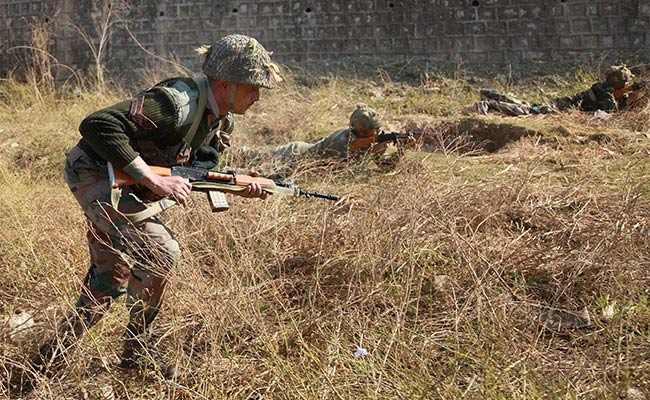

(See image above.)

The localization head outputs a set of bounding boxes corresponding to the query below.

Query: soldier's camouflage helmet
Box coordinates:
[605,65,634,87]
[349,104,382,132]
[198,34,280,89]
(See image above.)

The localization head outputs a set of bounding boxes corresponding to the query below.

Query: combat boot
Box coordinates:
[5,362,37,397]
[475,100,492,115]
[461,100,490,116]
[30,335,75,375]
[7,324,81,396]
[30,312,87,376]
[118,324,176,379]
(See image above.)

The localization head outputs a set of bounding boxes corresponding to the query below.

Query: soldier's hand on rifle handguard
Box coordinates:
[350,130,421,156]
[234,171,269,200]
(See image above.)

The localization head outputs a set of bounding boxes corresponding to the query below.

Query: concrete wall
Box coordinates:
[1,0,648,80]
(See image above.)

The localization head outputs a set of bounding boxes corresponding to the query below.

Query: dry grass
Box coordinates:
[1,67,650,400]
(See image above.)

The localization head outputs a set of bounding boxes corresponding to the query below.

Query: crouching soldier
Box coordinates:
[16,34,281,391]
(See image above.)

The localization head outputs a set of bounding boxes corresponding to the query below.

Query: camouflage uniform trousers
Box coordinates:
[464,89,555,116]
[223,141,316,178]
[469,99,554,116]
[61,144,181,339]
[228,129,352,167]
[236,141,315,164]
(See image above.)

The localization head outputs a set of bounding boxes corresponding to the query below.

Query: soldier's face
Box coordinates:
[357,127,380,138]
[211,80,261,115]
[231,83,261,114]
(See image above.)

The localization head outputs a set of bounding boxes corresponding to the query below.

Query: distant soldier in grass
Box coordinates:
[230,104,416,174]
[21,34,280,386]
[464,65,646,116]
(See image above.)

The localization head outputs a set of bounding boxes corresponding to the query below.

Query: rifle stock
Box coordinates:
[348,136,377,152]
[613,85,634,100]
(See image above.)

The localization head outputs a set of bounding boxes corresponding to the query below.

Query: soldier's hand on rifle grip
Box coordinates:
[141,174,192,207]
[371,141,390,156]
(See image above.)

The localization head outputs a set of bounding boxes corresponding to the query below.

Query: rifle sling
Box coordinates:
[107,182,241,223]
[192,181,297,196]
[110,185,178,223]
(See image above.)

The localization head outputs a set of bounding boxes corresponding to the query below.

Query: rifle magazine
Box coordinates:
[207,190,230,212]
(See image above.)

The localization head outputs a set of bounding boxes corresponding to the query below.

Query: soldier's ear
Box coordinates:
[211,80,231,96]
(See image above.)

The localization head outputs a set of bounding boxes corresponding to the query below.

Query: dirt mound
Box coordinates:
[449,118,542,152]
[406,117,542,154]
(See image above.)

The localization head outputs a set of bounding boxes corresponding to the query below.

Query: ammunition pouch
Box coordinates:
[191,146,220,169]
[136,139,192,168]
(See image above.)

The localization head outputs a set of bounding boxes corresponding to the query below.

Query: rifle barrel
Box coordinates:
[298,189,340,201]
[276,180,339,201]
[377,131,428,143]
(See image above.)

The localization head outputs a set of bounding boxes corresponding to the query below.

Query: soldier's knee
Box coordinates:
[163,239,181,269]
[84,263,128,298]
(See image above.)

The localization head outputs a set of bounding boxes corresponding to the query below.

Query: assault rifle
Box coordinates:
[612,81,648,109]
[613,81,647,100]
[108,164,339,219]
[349,130,434,152]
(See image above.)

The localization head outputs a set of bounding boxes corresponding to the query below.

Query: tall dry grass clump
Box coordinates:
[1,65,650,399]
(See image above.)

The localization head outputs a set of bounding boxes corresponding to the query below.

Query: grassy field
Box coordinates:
[1,63,649,399]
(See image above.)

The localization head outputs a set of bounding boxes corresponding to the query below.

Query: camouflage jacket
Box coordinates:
[556,81,619,112]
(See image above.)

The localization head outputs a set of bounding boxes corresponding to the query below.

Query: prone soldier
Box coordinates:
[465,65,646,116]
[229,104,416,174]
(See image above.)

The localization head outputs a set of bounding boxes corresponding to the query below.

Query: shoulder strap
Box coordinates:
[185,76,208,148]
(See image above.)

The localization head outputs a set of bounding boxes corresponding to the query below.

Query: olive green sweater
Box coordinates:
[78,77,211,169]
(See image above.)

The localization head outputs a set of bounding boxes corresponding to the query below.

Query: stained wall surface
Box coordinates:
[1,0,648,78]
